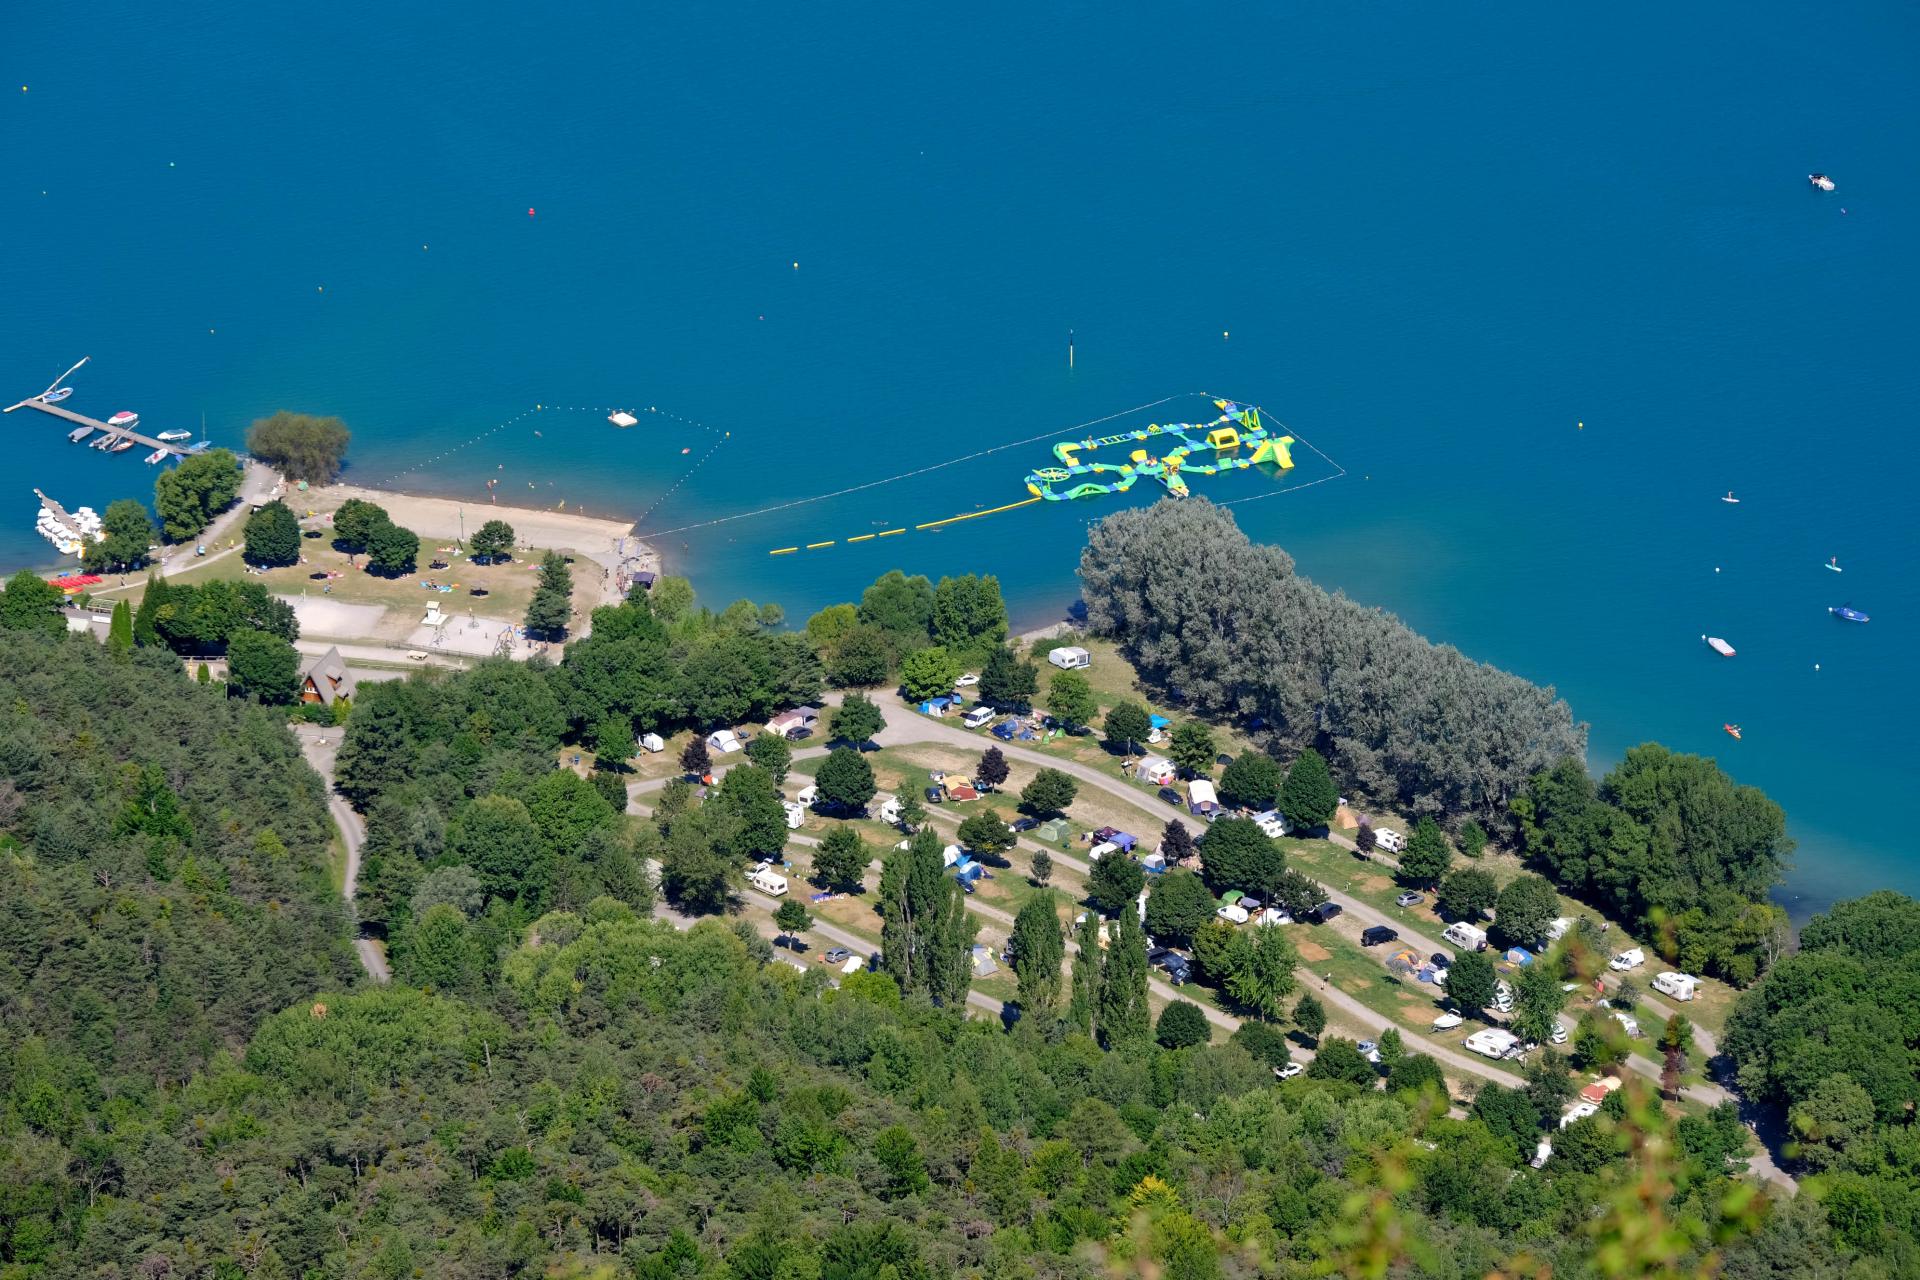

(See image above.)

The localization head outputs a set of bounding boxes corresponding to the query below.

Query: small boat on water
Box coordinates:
[90,433,117,450]
[1830,605,1870,623]
[41,387,73,405]
[1721,491,1740,504]
[143,448,169,465]
[1809,173,1836,192]
[67,426,91,443]
[107,411,140,429]
[1704,635,1736,657]
[1724,724,1743,740]
[156,429,191,442]
[109,437,136,453]
[187,440,211,453]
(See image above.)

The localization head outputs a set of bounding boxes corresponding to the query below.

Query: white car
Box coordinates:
[1274,1063,1305,1080]
[953,673,980,687]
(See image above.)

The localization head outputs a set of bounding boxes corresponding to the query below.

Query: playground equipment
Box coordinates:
[1023,400,1293,502]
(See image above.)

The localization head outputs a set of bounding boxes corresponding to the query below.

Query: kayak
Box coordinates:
[1724,724,1742,740]
[1830,606,1870,623]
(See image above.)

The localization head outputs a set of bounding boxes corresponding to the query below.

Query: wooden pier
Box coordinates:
[4,396,188,457]
[33,488,83,540]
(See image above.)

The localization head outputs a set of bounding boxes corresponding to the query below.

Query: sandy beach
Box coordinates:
[305,482,642,562]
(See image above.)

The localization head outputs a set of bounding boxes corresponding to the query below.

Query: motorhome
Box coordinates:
[1374,828,1406,854]
[1442,921,1488,951]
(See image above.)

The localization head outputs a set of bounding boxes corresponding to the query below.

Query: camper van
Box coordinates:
[1442,922,1489,952]
[1047,645,1090,670]
[1652,971,1699,1002]
[1374,828,1406,854]
[1609,948,1645,972]
[1464,1028,1521,1060]
[747,867,789,896]
[962,705,996,730]
[782,801,806,830]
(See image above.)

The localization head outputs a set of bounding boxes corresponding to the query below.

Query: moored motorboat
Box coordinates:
[156,429,191,442]
[144,448,170,464]
[1704,635,1736,657]
[67,426,91,443]
[41,387,72,404]
[109,437,135,453]
[107,411,140,429]
[1830,605,1869,623]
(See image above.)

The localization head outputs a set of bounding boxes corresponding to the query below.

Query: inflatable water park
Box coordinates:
[1022,400,1294,501]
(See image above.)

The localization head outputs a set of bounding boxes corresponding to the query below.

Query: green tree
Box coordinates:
[1387,1052,1446,1096]
[1293,991,1327,1042]
[957,810,1015,861]
[1010,891,1066,1017]
[1277,748,1339,832]
[0,570,66,636]
[1104,700,1151,757]
[1437,867,1499,920]
[1788,1074,1877,1172]
[1219,923,1300,1021]
[1144,869,1216,946]
[1168,722,1215,777]
[1458,818,1488,858]
[1494,873,1561,946]
[1096,908,1151,1048]
[900,645,960,701]
[877,829,974,1005]
[1443,949,1498,1014]
[1019,768,1077,818]
[745,730,791,782]
[1066,910,1103,1034]
[469,518,515,563]
[976,745,1009,791]
[814,747,876,813]
[1196,816,1285,897]
[525,551,574,639]
[931,572,1007,652]
[246,410,351,483]
[1232,1020,1293,1069]
[1307,1039,1376,1087]
[1220,752,1284,811]
[224,628,300,704]
[774,898,812,939]
[810,825,871,890]
[1397,816,1452,886]
[828,692,884,746]
[451,793,548,904]
[714,763,788,859]
[857,570,935,646]
[1086,850,1145,915]
[1472,1085,1544,1156]
[895,789,926,832]
[1660,1012,1692,1097]
[365,518,420,576]
[244,499,303,566]
[1029,849,1053,886]
[331,498,388,551]
[1512,959,1568,1046]
[106,599,132,654]
[978,645,1037,708]
[82,498,157,572]
[153,448,241,541]
[1046,669,1097,730]
[828,624,892,687]
[659,807,739,913]
[872,1125,929,1198]
[804,602,857,653]
[1156,1001,1210,1049]
[403,903,479,993]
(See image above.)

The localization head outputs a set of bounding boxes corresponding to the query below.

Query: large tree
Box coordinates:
[744,730,791,782]
[1156,1001,1210,1049]
[1437,867,1498,921]
[82,498,157,573]
[1144,868,1216,946]
[976,745,1009,791]
[828,692,885,746]
[828,624,893,687]
[224,628,300,704]
[1494,873,1561,947]
[1009,892,1066,1017]
[1397,817,1452,887]
[877,829,974,1006]
[1086,850,1145,916]
[857,570,935,647]
[365,519,420,576]
[244,499,302,567]
[978,645,1038,709]
[1443,949,1499,1015]
[0,570,66,636]
[1104,701,1152,757]
[1046,669,1097,731]
[930,573,1007,652]
[1096,908,1151,1048]
[1197,817,1285,898]
[715,763,788,859]
[658,806,739,914]
[1019,768,1077,818]
[1168,723,1216,778]
[1220,752,1283,812]
[900,646,960,702]
[331,498,388,551]
[246,410,351,483]
[1278,748,1339,832]
[470,519,516,563]
[153,448,242,541]
[1218,923,1300,1021]
[814,747,877,813]
[956,810,1015,861]
[811,825,871,891]
[1065,909,1104,1035]
[1511,959,1567,1046]
[525,552,574,640]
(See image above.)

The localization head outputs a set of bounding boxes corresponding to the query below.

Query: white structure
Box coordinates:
[422,600,446,628]
[1543,916,1574,943]
[1559,1101,1600,1130]
[1609,948,1645,972]
[1047,645,1090,670]
[747,867,788,896]
[1464,1028,1521,1060]
[1652,971,1699,1002]
[782,801,805,830]
[796,782,818,806]
[1491,979,1514,1013]
[1187,779,1219,813]
[637,732,666,754]
[1374,828,1406,853]
[1442,922,1488,951]
[1089,841,1121,862]
[876,793,902,825]
[1215,903,1250,925]
[1612,1010,1640,1038]
[1136,755,1176,785]
[706,729,744,754]
[962,705,995,729]
[1253,811,1288,838]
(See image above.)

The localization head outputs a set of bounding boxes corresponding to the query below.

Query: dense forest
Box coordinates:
[1077,501,1585,825]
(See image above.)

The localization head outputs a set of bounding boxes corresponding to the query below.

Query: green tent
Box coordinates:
[1034,818,1071,844]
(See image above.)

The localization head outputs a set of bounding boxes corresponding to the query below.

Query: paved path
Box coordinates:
[292,725,390,982]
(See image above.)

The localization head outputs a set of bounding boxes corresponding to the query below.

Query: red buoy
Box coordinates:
[527,207,536,217]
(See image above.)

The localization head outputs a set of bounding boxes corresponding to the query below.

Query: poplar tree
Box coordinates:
[1097,908,1151,1048]
[1010,892,1066,1018]
[1066,910,1104,1035]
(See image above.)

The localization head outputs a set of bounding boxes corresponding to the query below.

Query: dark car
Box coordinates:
[1215,753,1234,767]
[1010,817,1040,833]
[1430,952,1453,969]
[1157,786,1183,806]
[774,935,810,953]
[1360,925,1399,947]
[821,947,852,965]
[924,786,944,804]
[1309,902,1343,924]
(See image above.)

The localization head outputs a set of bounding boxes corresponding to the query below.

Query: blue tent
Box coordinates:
[1504,947,1535,966]
[1149,714,1171,729]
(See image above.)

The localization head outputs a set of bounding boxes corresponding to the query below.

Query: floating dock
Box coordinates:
[34,488,85,542]
[5,396,189,458]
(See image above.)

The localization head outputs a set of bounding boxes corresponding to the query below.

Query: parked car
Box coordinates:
[924,786,945,804]
[1157,786,1183,806]
[1361,925,1399,947]
[821,947,852,965]
[1308,902,1343,924]
[1009,816,1040,833]
[954,672,980,687]
[1430,952,1453,969]
[1358,1040,1381,1063]
[1395,891,1425,908]
[1274,1063,1305,1080]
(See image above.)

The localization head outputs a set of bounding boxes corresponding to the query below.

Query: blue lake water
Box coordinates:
[3,2,1915,915]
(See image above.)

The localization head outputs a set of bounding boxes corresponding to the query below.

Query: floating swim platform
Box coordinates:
[1022,400,1293,502]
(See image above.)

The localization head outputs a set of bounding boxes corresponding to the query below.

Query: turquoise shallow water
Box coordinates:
[3,2,1916,915]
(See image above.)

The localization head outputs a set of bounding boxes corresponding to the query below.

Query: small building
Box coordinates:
[747,867,788,896]
[1047,645,1090,670]
[1136,755,1177,786]
[300,646,357,708]
[706,728,745,754]
[945,781,980,802]
[1579,1076,1624,1104]
[1464,1028,1521,1060]
[782,801,806,830]
[767,706,820,738]
[1141,850,1168,874]
[631,569,657,590]
[1652,971,1699,1002]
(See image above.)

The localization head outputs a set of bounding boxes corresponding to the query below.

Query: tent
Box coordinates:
[637,732,666,753]
[1034,818,1071,843]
